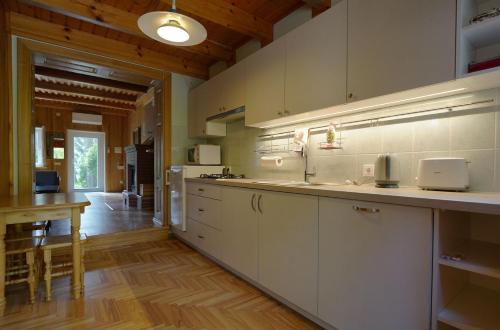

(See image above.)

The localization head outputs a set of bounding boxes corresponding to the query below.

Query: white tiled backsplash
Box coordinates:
[213,88,500,192]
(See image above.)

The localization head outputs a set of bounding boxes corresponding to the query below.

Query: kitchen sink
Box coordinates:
[283,182,327,186]
[250,180,338,187]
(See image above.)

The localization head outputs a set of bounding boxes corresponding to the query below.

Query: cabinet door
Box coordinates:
[318,197,432,330]
[258,191,318,315]
[221,62,246,112]
[285,1,347,115]
[220,187,259,281]
[347,0,456,101]
[205,74,224,118]
[245,37,286,126]
[188,86,226,138]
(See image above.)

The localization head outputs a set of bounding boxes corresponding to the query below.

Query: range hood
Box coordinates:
[206,106,245,123]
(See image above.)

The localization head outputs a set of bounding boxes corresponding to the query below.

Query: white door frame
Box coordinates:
[67,129,106,192]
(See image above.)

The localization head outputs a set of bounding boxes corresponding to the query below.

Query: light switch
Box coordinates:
[362,164,375,177]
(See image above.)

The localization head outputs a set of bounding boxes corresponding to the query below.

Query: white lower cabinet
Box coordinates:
[184,184,434,328]
[187,218,221,259]
[220,187,259,281]
[185,187,223,259]
[318,197,433,330]
[258,191,319,315]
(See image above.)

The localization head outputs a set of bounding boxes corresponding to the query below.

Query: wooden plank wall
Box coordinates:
[0,4,11,196]
[34,107,127,192]
[128,88,155,145]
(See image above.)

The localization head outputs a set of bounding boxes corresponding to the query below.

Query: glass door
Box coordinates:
[67,130,105,192]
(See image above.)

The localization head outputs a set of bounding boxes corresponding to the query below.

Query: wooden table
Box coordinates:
[0,193,90,315]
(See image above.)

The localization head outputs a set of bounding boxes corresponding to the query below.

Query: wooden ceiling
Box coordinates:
[33,54,149,113]
[7,0,331,78]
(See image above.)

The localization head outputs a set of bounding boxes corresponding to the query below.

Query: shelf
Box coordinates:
[438,285,500,330]
[462,15,500,48]
[461,65,500,78]
[439,240,500,279]
[318,142,342,150]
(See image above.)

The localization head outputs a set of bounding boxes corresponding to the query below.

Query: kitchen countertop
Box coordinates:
[185,178,500,215]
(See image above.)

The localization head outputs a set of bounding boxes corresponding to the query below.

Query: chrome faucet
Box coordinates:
[303,144,316,183]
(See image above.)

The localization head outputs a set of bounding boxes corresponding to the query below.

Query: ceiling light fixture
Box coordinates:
[138,0,207,46]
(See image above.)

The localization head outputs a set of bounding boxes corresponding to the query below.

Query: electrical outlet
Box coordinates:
[362,164,375,177]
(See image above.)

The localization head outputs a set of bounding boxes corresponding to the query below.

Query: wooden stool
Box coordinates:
[5,239,40,304]
[41,233,87,302]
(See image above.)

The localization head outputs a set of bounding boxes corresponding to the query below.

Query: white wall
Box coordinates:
[215,88,500,192]
[235,39,261,62]
[273,5,312,39]
[209,5,313,77]
[171,73,205,165]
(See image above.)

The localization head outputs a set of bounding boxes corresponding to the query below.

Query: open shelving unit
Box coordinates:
[456,0,500,77]
[435,211,500,330]
[439,240,500,279]
[438,284,500,330]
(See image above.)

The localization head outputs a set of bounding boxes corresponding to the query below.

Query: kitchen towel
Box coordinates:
[293,128,309,146]
[292,128,309,153]
[260,156,284,168]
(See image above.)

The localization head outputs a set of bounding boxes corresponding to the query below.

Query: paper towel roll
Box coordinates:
[260,156,283,168]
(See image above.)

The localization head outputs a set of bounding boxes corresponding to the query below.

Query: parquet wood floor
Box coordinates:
[1,239,319,329]
[49,193,159,237]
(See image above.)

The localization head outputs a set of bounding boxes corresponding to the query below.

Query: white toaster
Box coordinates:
[417,158,469,191]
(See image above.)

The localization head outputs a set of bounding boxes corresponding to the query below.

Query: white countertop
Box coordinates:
[185,178,500,215]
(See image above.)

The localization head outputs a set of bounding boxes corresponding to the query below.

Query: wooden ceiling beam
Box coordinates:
[10,12,208,79]
[160,0,273,43]
[21,0,234,62]
[35,79,139,102]
[35,66,148,93]
[34,91,135,111]
[35,99,129,117]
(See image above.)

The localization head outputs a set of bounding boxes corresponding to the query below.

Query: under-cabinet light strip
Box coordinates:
[259,98,495,139]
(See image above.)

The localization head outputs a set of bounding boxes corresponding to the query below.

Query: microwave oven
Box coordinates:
[187,144,221,165]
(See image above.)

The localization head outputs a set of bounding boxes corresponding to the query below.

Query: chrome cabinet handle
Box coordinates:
[257,194,263,214]
[251,193,256,212]
[352,205,380,213]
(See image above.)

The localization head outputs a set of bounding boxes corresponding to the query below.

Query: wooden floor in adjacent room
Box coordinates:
[1,238,318,329]
[49,192,160,237]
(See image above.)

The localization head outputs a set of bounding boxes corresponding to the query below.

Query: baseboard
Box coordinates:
[86,227,169,250]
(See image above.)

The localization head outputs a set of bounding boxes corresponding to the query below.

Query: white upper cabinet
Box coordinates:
[318,197,433,330]
[285,1,347,115]
[347,0,456,102]
[258,191,319,315]
[219,61,246,114]
[245,37,286,126]
[204,74,224,118]
[206,63,246,119]
[188,86,226,138]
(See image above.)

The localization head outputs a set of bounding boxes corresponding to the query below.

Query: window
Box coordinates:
[34,126,45,168]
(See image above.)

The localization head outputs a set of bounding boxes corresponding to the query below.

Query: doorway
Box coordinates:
[67,130,105,192]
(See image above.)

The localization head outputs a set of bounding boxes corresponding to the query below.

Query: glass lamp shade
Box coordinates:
[157,20,190,43]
